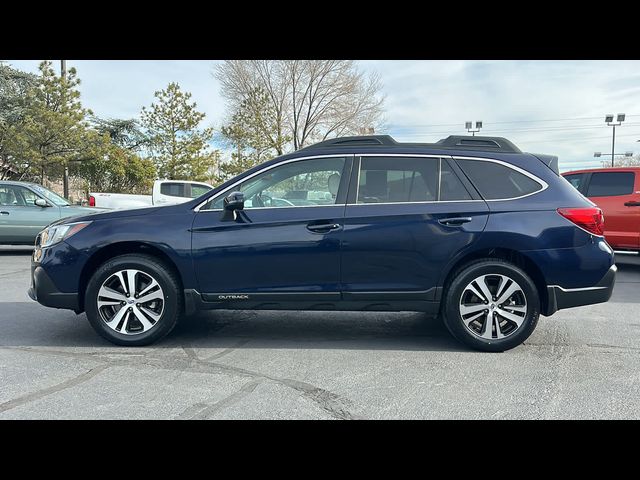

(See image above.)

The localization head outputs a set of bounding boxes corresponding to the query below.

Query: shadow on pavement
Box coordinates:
[0,303,466,352]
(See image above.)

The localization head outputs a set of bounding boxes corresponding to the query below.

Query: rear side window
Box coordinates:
[456,159,543,200]
[160,182,186,198]
[563,173,587,193]
[357,157,438,203]
[440,161,472,201]
[586,172,635,197]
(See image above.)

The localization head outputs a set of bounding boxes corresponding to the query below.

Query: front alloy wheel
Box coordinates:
[97,269,165,335]
[85,254,183,346]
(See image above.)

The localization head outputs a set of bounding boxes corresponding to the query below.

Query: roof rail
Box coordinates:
[299,134,522,153]
[435,136,522,153]
[299,135,398,150]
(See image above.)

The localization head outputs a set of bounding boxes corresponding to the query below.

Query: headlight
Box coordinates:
[40,221,92,248]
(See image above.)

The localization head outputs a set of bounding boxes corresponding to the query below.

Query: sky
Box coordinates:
[6,59,640,171]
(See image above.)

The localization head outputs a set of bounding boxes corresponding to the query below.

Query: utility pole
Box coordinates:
[61,60,70,199]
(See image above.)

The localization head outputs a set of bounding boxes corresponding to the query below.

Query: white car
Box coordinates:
[89,180,213,210]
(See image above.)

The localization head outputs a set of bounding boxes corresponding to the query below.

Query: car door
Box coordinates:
[0,185,61,244]
[191,155,352,305]
[585,170,640,249]
[340,155,489,305]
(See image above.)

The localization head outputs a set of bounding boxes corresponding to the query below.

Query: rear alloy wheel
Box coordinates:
[459,274,527,340]
[85,254,183,346]
[443,259,540,352]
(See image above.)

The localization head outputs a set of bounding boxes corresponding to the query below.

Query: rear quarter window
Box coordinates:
[456,159,543,200]
[160,182,186,197]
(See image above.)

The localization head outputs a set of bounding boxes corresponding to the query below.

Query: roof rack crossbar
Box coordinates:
[299,134,522,154]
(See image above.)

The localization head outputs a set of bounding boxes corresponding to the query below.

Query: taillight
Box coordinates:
[89,195,95,207]
[557,207,605,236]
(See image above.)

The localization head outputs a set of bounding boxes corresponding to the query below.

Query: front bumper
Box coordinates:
[544,264,616,316]
[28,263,79,311]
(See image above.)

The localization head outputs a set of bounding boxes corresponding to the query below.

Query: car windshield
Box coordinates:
[30,184,70,206]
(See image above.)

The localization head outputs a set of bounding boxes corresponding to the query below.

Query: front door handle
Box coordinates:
[624,201,640,207]
[438,217,472,226]
[0,211,9,215]
[306,223,342,233]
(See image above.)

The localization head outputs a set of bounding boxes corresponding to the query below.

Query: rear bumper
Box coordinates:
[544,264,616,316]
[28,264,79,311]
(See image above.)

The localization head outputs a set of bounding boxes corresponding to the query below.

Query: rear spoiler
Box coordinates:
[531,153,559,175]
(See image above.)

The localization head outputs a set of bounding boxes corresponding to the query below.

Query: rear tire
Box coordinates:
[85,254,183,346]
[442,258,540,352]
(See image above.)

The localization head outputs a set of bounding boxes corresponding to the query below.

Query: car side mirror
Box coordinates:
[221,191,244,221]
[34,198,50,208]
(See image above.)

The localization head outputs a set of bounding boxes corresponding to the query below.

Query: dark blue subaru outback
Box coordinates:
[28,135,616,351]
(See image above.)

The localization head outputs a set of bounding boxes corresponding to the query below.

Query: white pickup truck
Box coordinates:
[89,180,213,210]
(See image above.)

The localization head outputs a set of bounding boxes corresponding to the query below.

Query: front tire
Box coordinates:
[442,258,540,352]
[85,254,183,346]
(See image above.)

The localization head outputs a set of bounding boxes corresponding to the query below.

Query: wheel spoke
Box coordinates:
[495,317,505,339]
[98,285,127,302]
[497,308,525,327]
[137,278,159,298]
[138,289,164,303]
[120,309,131,333]
[132,306,154,331]
[502,304,526,313]
[114,271,128,295]
[460,303,487,316]
[465,283,488,303]
[126,270,138,297]
[476,276,495,303]
[140,305,161,321]
[463,310,486,326]
[496,282,521,305]
[105,305,128,330]
[482,315,494,339]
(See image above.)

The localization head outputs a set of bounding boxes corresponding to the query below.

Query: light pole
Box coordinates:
[465,121,483,136]
[594,151,633,166]
[605,114,625,167]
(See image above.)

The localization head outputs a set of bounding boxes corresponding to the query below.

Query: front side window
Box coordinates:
[0,186,42,207]
[205,157,347,210]
[586,172,635,197]
[456,159,543,200]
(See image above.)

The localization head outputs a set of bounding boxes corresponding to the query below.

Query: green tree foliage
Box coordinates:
[0,64,37,179]
[72,131,156,194]
[90,117,151,151]
[141,82,217,182]
[2,61,92,183]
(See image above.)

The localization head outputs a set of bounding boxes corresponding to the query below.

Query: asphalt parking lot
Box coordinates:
[1,246,639,420]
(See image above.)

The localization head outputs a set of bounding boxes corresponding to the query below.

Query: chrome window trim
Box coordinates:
[194,154,351,212]
[452,155,549,201]
[195,152,550,211]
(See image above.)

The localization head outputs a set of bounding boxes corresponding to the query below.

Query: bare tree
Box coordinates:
[215,60,385,153]
[601,154,640,168]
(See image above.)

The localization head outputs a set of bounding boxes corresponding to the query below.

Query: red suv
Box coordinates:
[562,167,640,251]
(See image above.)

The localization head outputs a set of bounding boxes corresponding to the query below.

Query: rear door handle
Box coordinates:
[0,211,9,215]
[306,223,342,233]
[438,217,472,226]
[624,201,640,206]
